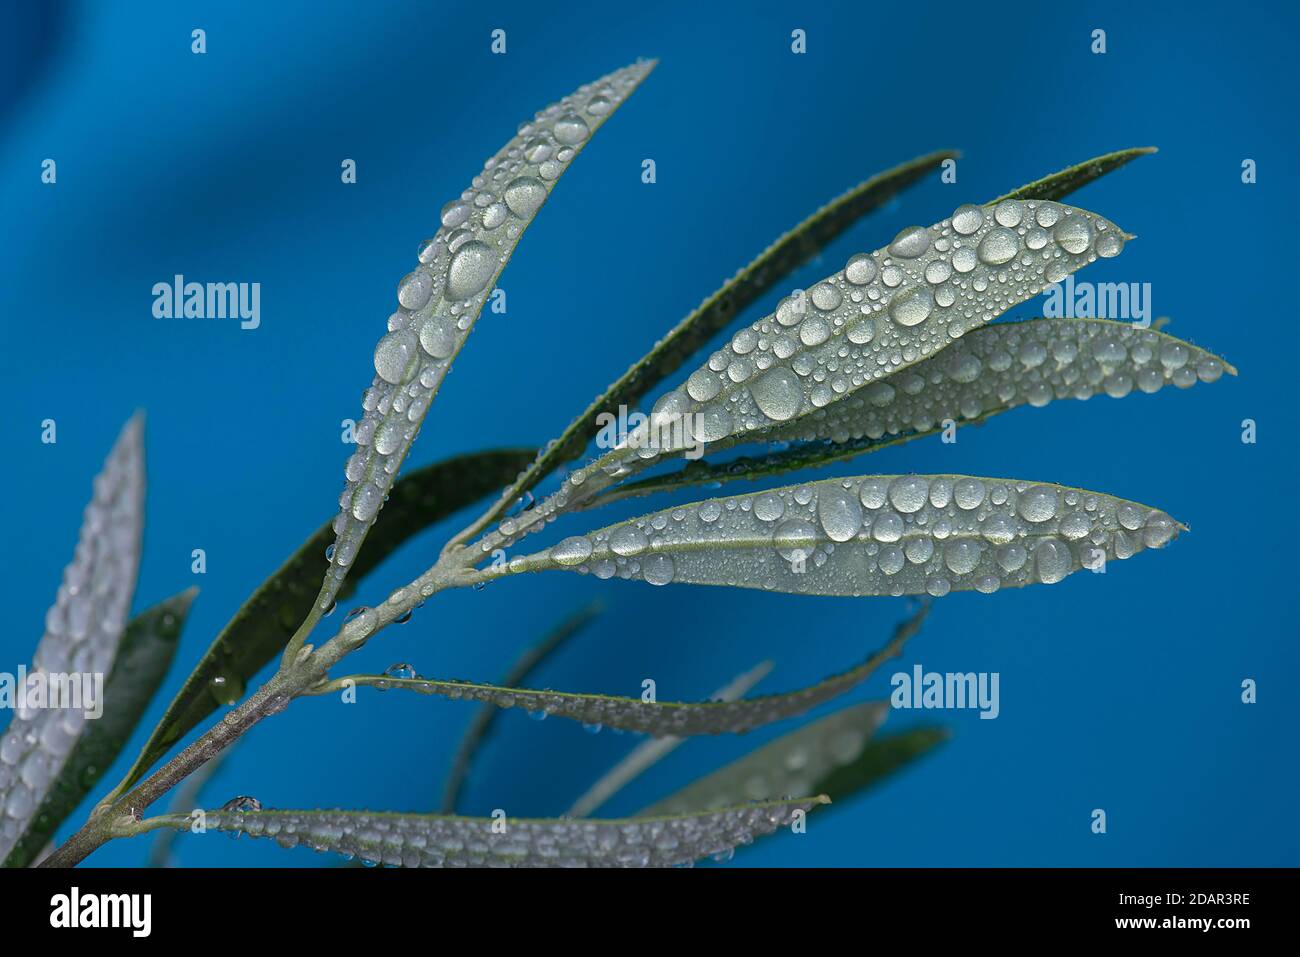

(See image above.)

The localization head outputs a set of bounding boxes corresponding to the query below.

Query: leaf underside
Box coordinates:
[0,416,144,865]
[467,149,960,536]
[184,798,827,868]
[343,602,925,736]
[591,319,1234,505]
[321,60,657,611]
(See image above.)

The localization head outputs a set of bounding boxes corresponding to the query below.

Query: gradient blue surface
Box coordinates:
[1,0,1296,867]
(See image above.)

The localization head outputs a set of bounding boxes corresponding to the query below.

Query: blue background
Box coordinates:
[2,0,1295,867]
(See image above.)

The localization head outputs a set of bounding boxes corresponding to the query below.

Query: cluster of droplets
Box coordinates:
[533,473,1179,597]
[0,417,144,861]
[319,61,656,612]
[202,799,818,868]
[765,319,1231,447]
[648,703,887,816]
[641,199,1124,454]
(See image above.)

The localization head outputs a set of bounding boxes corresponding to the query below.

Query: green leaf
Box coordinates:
[320,60,656,615]
[4,591,196,868]
[500,473,1183,597]
[471,199,1130,556]
[641,702,889,815]
[988,146,1157,205]
[331,602,925,737]
[112,448,534,798]
[590,319,1235,505]
[161,797,828,867]
[812,725,950,800]
[459,149,959,542]
[0,415,144,865]
[441,602,602,813]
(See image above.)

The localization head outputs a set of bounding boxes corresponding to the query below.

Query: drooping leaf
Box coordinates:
[567,661,772,819]
[0,415,144,865]
[320,60,656,615]
[5,590,196,868]
[334,602,925,737]
[590,319,1235,504]
[472,199,1129,556]
[112,448,534,798]
[161,798,828,867]
[988,147,1156,205]
[441,602,603,813]
[641,702,889,815]
[458,150,959,544]
[500,473,1183,597]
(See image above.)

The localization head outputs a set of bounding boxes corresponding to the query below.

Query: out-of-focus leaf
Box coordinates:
[812,725,949,800]
[641,702,889,815]
[441,602,603,813]
[1,415,145,866]
[320,60,656,614]
[501,473,1183,597]
[591,319,1235,504]
[566,661,772,819]
[988,147,1156,205]
[112,448,533,798]
[162,797,828,867]
[460,150,959,543]
[13,591,197,869]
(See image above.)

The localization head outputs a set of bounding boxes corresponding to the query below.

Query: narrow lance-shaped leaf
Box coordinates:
[441,602,602,813]
[319,60,655,615]
[0,415,144,865]
[567,661,772,819]
[641,703,942,816]
[812,725,950,805]
[988,146,1156,205]
[457,149,959,543]
[329,602,925,737]
[6,590,196,868]
[472,199,1129,556]
[500,473,1183,597]
[154,798,827,868]
[113,448,533,798]
[591,319,1235,504]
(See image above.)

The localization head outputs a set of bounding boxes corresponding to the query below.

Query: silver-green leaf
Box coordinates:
[501,473,1182,597]
[320,607,914,737]
[318,60,656,616]
[166,798,827,867]
[474,198,1128,555]
[0,414,145,863]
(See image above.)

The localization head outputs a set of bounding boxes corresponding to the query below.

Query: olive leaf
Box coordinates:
[587,319,1235,505]
[441,602,602,813]
[329,601,926,737]
[501,474,1182,597]
[812,724,950,803]
[567,661,772,819]
[161,798,827,867]
[474,198,1129,556]
[642,703,945,816]
[319,60,656,616]
[988,146,1156,205]
[458,149,960,544]
[112,448,533,798]
[0,415,145,864]
[4,590,196,868]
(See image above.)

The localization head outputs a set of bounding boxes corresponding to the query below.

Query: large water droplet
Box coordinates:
[445,240,497,300]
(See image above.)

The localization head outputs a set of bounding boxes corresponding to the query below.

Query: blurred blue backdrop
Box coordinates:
[2,0,1296,867]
